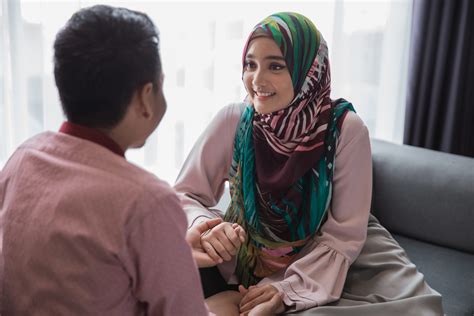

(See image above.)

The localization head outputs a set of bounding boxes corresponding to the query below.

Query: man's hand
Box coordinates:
[201,221,246,263]
[238,284,285,316]
[186,218,223,267]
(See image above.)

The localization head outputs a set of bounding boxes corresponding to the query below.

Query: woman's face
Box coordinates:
[243,37,294,114]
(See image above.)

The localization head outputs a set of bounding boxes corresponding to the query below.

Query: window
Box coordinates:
[1,0,412,183]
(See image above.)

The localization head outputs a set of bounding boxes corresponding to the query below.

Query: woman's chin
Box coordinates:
[254,103,287,115]
[253,102,272,114]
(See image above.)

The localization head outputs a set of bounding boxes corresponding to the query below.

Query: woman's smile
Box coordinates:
[243,37,294,114]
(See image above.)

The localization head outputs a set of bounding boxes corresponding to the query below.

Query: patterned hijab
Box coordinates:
[224,12,354,287]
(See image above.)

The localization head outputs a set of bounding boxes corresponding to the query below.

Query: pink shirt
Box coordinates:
[175,103,372,312]
[0,129,208,315]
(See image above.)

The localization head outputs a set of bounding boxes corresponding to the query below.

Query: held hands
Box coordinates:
[238,284,285,316]
[186,218,224,267]
[186,218,246,268]
[201,221,246,264]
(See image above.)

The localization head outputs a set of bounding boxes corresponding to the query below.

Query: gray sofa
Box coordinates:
[215,139,473,315]
[371,139,474,316]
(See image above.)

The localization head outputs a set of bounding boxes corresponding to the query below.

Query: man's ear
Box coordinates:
[137,82,155,119]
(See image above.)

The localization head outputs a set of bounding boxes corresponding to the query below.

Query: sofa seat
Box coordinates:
[393,234,474,316]
[371,139,474,316]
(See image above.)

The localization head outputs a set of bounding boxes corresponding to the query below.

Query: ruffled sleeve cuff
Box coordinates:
[269,243,350,312]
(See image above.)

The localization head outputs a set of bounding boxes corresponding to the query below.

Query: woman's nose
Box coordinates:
[252,68,267,87]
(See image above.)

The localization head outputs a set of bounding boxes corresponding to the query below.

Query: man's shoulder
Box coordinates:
[26,131,174,197]
[124,169,185,229]
[126,165,174,198]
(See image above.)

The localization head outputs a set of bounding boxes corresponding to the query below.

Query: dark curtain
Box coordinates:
[404,0,474,157]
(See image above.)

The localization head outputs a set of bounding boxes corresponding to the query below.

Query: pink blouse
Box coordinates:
[174,103,373,312]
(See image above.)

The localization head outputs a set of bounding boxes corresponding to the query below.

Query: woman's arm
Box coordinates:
[259,111,372,312]
[175,103,247,268]
[174,103,243,228]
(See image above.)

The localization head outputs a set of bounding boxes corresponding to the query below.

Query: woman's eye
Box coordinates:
[244,61,256,70]
[270,63,285,71]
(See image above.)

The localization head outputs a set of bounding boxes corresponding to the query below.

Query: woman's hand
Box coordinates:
[186,218,223,267]
[201,222,246,263]
[238,284,285,316]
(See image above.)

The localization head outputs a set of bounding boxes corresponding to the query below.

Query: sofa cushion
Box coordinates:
[371,139,474,254]
[394,234,474,316]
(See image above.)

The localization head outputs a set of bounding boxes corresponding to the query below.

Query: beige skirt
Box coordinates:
[294,215,444,316]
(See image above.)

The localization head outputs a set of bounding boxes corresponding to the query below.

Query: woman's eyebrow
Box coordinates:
[245,54,285,61]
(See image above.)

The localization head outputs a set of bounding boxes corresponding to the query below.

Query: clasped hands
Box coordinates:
[186,218,285,315]
[186,217,245,267]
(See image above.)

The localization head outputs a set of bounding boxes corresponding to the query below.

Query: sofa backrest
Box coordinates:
[371,139,474,254]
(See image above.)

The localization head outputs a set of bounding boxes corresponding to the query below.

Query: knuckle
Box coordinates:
[202,232,214,241]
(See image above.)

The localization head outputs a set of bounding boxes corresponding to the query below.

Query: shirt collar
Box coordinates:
[59,121,125,158]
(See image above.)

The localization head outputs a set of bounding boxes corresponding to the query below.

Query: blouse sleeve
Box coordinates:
[259,111,372,312]
[174,103,243,228]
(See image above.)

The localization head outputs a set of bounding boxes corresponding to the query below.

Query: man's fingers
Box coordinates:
[193,251,218,268]
[195,218,223,234]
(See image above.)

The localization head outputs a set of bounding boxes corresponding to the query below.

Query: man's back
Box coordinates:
[0,132,207,315]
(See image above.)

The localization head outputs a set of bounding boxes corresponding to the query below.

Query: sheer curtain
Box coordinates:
[1,0,412,183]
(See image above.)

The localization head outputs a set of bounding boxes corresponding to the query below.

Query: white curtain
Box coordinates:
[0,0,412,183]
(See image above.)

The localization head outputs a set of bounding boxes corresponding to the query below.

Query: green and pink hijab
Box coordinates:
[224,12,355,287]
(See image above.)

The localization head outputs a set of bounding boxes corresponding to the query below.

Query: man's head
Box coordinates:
[54,5,166,149]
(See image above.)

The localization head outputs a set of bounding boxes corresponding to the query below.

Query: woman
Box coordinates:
[175,12,443,315]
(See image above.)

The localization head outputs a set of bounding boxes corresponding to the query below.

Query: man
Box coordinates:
[0,5,212,315]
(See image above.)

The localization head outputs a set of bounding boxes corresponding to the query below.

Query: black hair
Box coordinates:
[53,5,161,128]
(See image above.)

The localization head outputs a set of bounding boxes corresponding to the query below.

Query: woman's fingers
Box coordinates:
[239,286,264,307]
[237,285,283,315]
[231,223,247,243]
[201,240,223,264]
[202,222,246,258]
[208,236,233,261]
[268,292,284,312]
[234,226,247,243]
[246,293,283,316]
[238,285,249,295]
[223,224,242,250]
[240,291,273,313]
[200,222,248,263]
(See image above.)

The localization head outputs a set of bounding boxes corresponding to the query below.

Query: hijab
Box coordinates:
[224,12,355,287]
